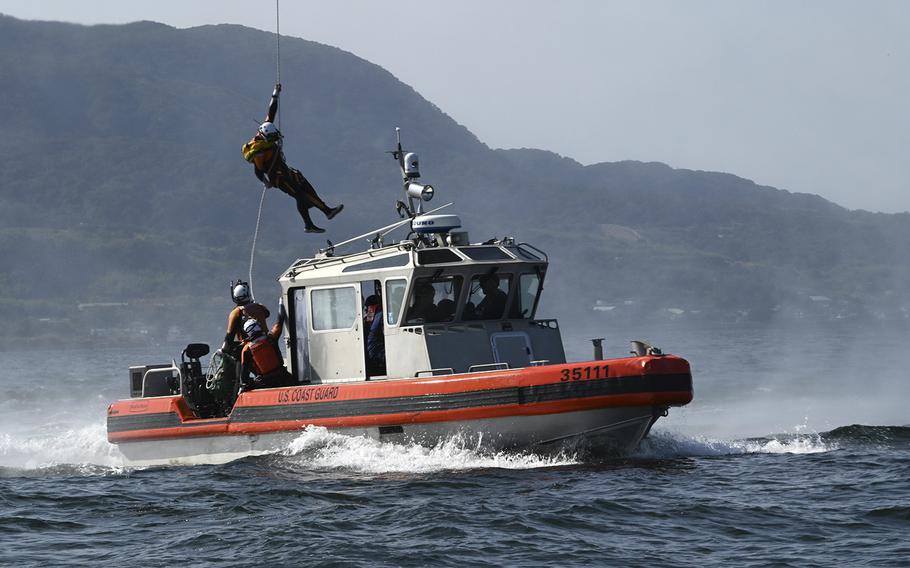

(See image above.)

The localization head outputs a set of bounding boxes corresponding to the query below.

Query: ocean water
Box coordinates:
[1,322,908,567]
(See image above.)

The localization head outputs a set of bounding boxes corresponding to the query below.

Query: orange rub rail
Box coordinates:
[108,356,692,443]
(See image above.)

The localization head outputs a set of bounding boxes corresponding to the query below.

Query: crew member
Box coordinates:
[242,84,343,233]
[239,311,295,392]
[407,281,439,323]
[472,274,508,320]
[223,280,270,357]
[436,298,456,322]
[363,295,386,376]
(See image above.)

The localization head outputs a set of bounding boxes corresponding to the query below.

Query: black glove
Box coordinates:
[272,83,282,97]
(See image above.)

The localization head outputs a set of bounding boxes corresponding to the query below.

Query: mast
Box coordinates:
[390,128,434,217]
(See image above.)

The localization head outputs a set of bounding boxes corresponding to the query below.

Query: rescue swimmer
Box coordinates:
[242,83,344,233]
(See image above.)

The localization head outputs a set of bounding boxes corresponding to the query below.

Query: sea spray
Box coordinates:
[0,421,125,471]
[282,425,579,474]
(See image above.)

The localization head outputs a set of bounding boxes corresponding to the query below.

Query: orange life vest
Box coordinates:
[245,337,282,376]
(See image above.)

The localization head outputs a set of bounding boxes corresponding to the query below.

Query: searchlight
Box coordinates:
[407,182,434,202]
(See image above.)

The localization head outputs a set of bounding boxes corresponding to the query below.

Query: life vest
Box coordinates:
[245,337,282,376]
[242,137,275,163]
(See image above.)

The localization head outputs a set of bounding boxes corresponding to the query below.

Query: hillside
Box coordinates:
[1,14,908,343]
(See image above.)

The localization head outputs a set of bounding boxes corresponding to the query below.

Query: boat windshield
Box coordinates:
[508,272,543,319]
[464,273,511,320]
[404,275,463,324]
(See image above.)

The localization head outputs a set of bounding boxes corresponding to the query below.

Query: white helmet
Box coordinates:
[258,122,281,142]
[242,318,263,338]
[232,283,251,306]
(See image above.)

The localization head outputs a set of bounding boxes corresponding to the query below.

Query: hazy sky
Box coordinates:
[2,1,908,212]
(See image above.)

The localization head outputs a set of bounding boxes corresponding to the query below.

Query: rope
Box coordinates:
[275,0,281,91]
[247,0,281,300]
[248,185,267,300]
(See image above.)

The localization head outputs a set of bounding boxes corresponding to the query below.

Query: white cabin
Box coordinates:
[277,238,566,384]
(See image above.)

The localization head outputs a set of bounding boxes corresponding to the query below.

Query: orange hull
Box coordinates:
[108,355,692,446]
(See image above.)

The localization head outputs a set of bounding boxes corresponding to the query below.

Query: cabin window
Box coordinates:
[509,273,542,319]
[464,273,512,320]
[416,248,462,265]
[341,253,410,273]
[385,278,407,326]
[311,286,358,331]
[405,275,463,324]
[460,246,512,261]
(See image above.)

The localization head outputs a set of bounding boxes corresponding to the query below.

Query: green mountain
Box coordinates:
[1,14,908,343]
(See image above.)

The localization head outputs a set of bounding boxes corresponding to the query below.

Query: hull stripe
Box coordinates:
[108,373,691,435]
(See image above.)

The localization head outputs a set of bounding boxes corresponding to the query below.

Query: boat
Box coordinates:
[106,130,693,466]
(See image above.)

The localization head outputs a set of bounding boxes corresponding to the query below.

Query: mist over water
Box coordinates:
[0,321,907,565]
[563,320,910,439]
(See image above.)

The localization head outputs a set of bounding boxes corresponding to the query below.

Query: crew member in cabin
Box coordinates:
[477,274,508,319]
[436,298,456,322]
[223,280,270,356]
[465,274,508,320]
[407,281,440,323]
[239,310,295,391]
[242,83,344,233]
[363,295,386,376]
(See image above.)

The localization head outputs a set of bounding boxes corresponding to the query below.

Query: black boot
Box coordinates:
[299,205,325,233]
[325,204,344,220]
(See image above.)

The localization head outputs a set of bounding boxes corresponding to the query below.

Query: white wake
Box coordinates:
[0,422,126,472]
[282,425,579,474]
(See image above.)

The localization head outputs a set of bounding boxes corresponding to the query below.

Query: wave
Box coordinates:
[820,424,910,447]
[2,421,903,476]
[634,430,837,459]
[280,426,579,474]
[636,423,910,459]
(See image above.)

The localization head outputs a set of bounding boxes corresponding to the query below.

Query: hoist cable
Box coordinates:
[247,0,281,300]
[248,186,267,299]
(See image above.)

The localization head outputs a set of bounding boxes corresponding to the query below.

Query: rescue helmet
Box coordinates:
[258,121,282,142]
[232,282,251,306]
[242,318,263,339]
